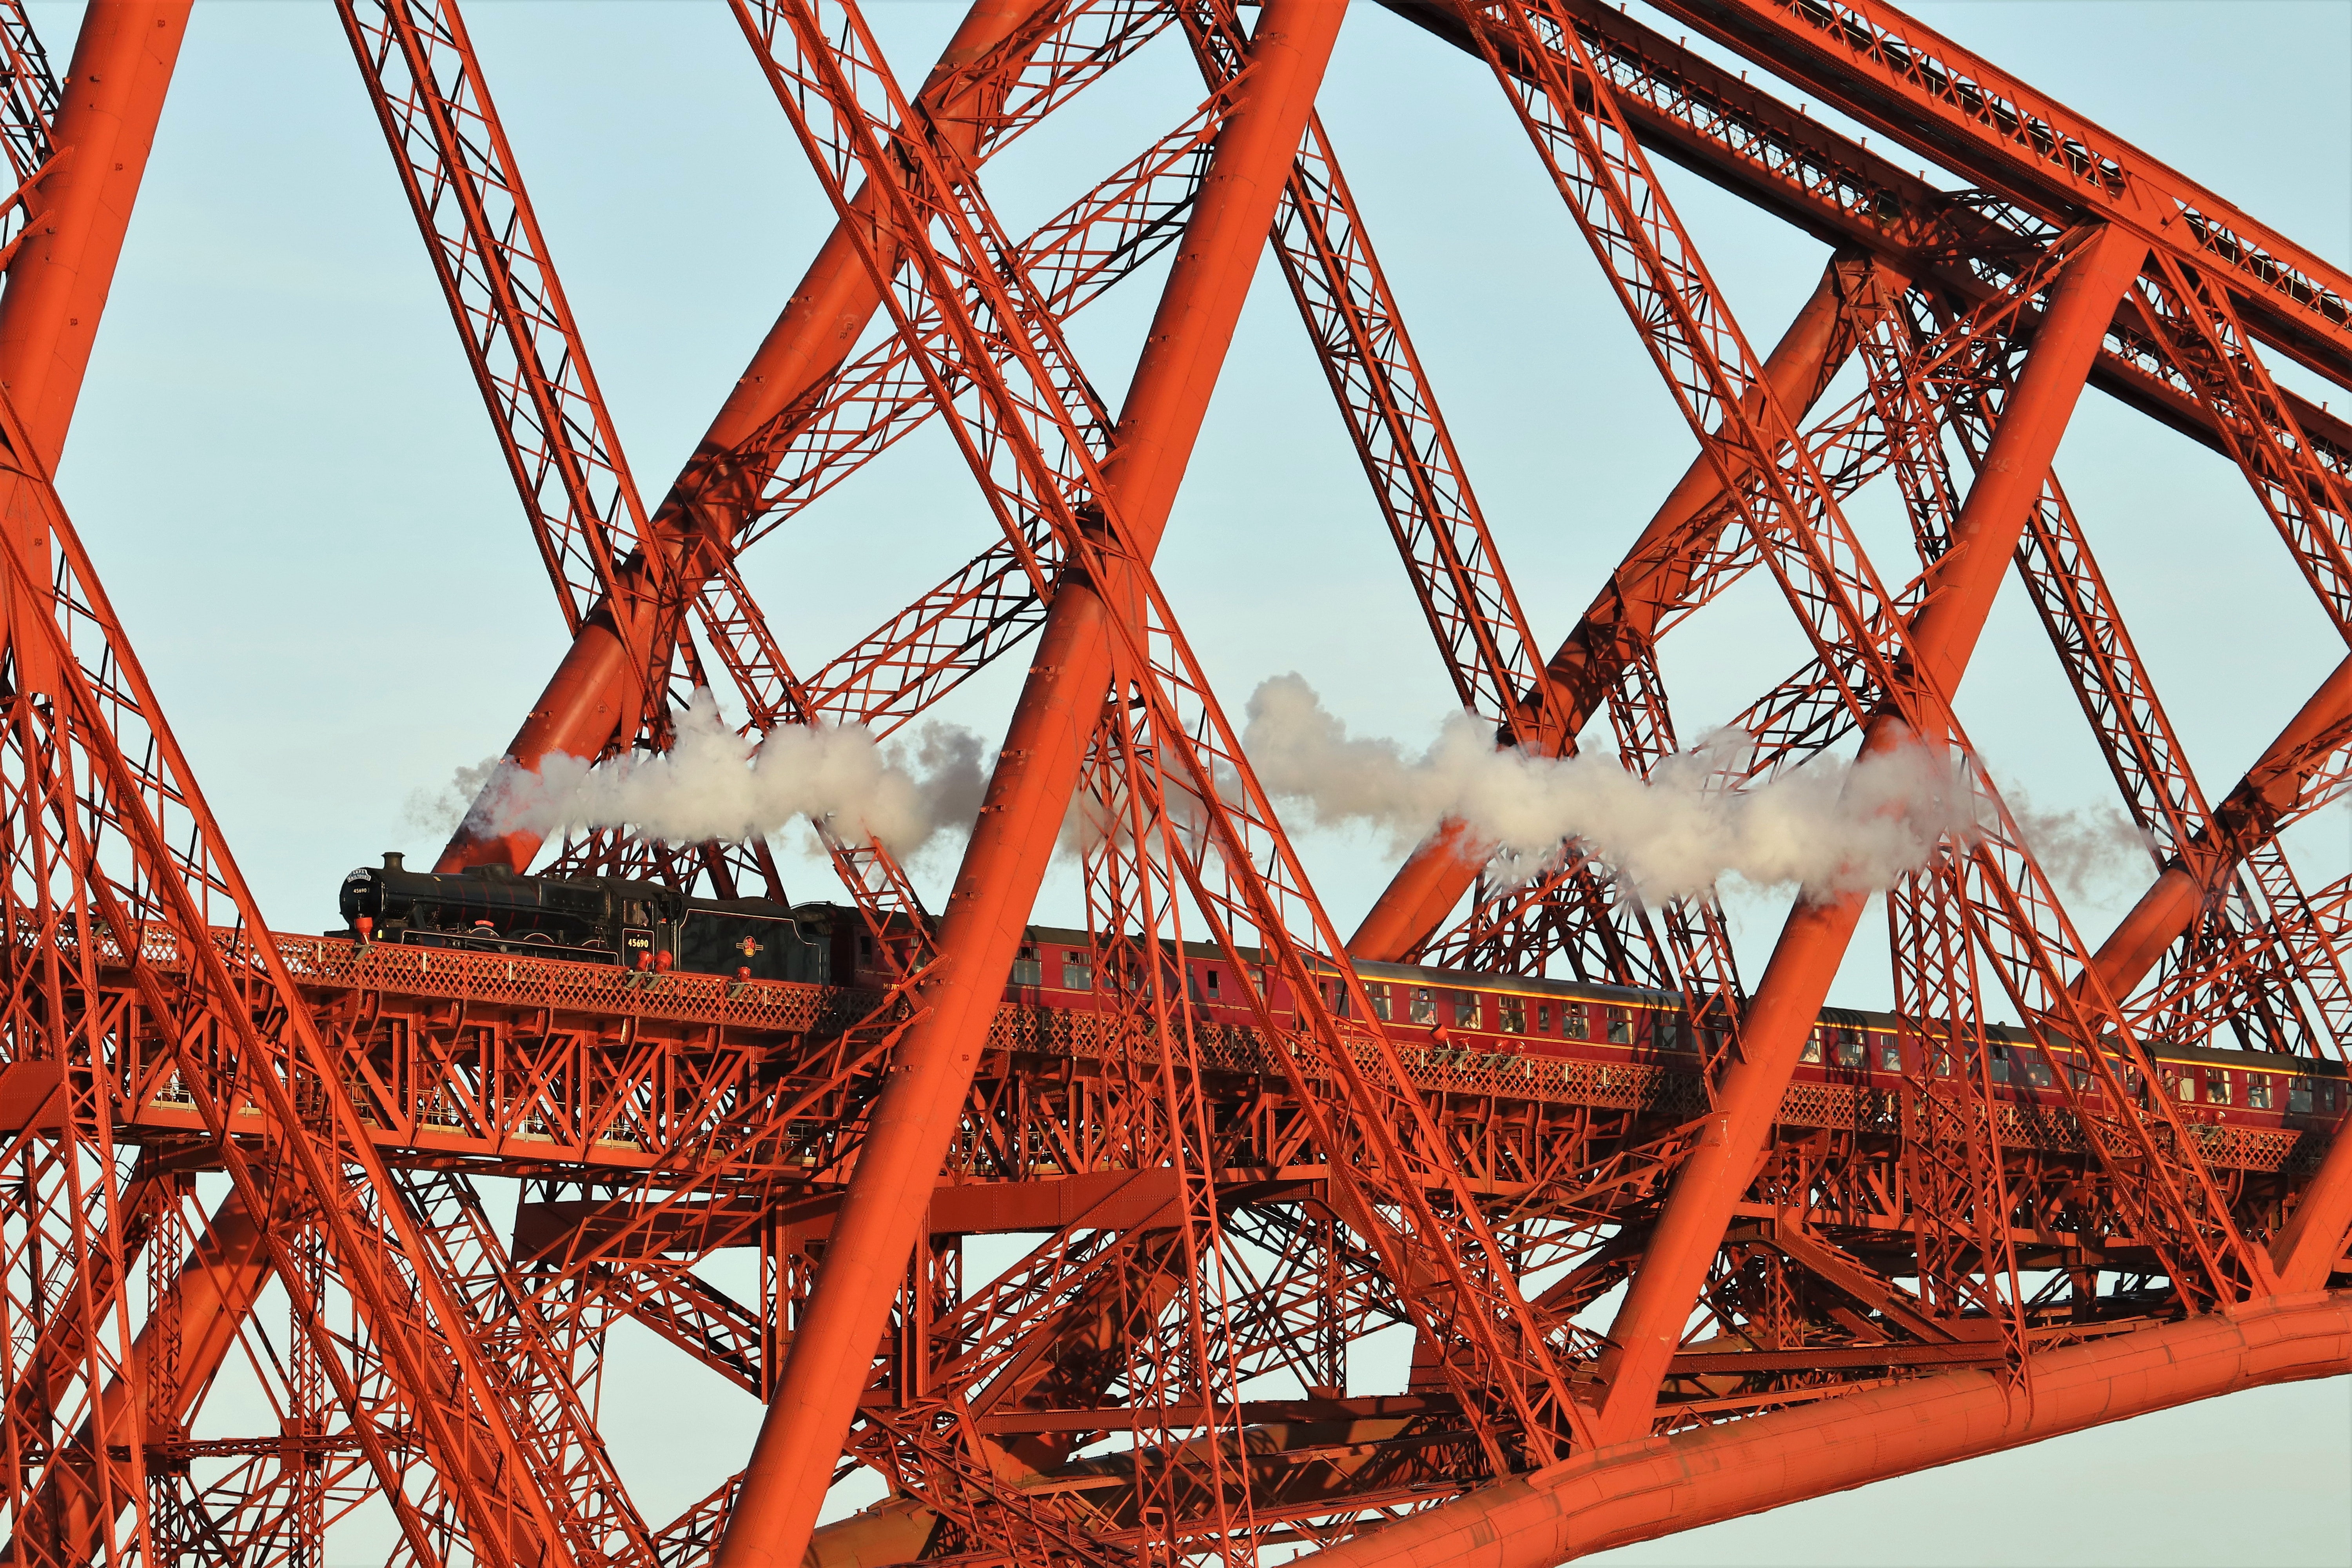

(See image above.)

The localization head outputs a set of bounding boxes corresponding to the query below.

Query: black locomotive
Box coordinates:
[337,853,831,983]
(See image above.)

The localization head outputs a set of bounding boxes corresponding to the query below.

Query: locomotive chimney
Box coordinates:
[382,851,405,872]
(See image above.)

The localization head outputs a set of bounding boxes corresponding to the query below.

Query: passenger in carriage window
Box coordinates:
[2024,1059,2054,1089]
[1499,996,1526,1034]
[1564,1005,1589,1040]
[2207,1069,2232,1106]
[1880,1040,1904,1073]
[1454,992,1481,1028]
[1801,1028,1823,1064]
[2247,1074,2273,1111]
[1409,987,1436,1025]
[1833,1031,1866,1070]
[1606,1008,1631,1044]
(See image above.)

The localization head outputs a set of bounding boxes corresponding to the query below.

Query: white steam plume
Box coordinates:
[408,690,988,858]
[1240,673,1982,904]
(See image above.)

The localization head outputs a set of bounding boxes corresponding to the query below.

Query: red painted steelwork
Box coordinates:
[1592,222,2149,1441]
[1290,1291,2352,1568]
[434,0,1063,876]
[6,0,2352,1559]
[1349,258,1862,963]
[710,7,1350,1563]
[0,0,185,467]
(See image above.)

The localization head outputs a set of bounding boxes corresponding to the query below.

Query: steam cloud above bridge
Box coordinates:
[1238,673,1983,904]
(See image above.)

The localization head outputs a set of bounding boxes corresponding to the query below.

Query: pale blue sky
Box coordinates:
[33,0,2352,1561]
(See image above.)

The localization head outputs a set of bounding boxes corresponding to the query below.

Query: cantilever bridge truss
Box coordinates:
[0,0,2347,1563]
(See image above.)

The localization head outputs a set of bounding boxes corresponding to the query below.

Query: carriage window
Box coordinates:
[1606,1008,1631,1045]
[1063,951,1093,991]
[2290,1077,2314,1114]
[1935,1049,1954,1077]
[1454,993,1481,1028]
[1202,966,1220,996]
[1499,996,1526,1034]
[2025,1059,2054,1089]
[1655,1017,1681,1051]
[1564,1005,1589,1040]
[2206,1070,2232,1106]
[1012,945,1042,985]
[1535,1002,1551,1034]
[1802,1029,1824,1065]
[2247,1075,2273,1111]
[1988,1049,2010,1084]
[2175,1072,2195,1102]
[1880,1040,1904,1073]
[1410,987,1436,1025]
[1833,1032,1866,1070]
[1369,983,1391,1022]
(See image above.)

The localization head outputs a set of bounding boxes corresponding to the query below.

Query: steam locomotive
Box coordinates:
[332,858,2352,1142]
[337,852,832,983]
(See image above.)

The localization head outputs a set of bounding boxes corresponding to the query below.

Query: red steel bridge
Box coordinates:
[0,1,2347,1564]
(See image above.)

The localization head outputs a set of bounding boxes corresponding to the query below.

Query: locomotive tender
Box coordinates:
[333,862,2350,1138]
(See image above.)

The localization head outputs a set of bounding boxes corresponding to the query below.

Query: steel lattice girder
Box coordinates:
[0,0,2345,1565]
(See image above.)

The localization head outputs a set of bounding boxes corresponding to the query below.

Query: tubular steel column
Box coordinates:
[0,0,186,468]
[1589,223,2145,1443]
[1348,258,1858,961]
[710,5,1347,1563]
[434,0,1059,875]
[1289,1291,2352,1568]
